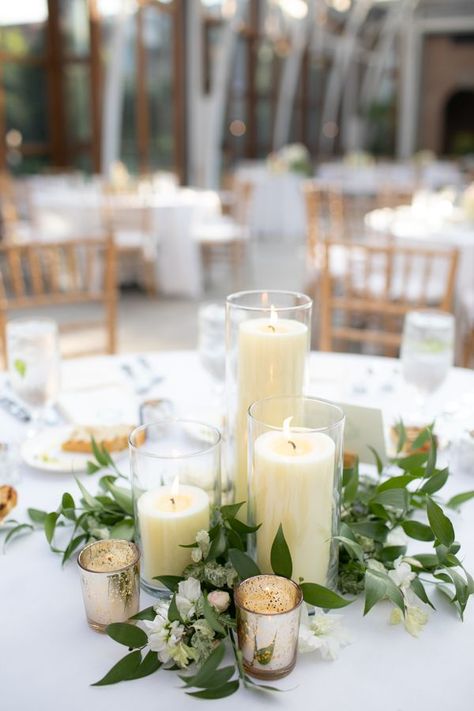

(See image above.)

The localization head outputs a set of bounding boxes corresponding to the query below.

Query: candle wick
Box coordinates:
[170,497,176,506]
[268,325,276,332]
[288,440,296,451]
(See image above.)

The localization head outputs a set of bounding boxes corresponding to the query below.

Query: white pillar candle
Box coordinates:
[252,423,335,584]
[236,311,308,506]
[137,482,209,582]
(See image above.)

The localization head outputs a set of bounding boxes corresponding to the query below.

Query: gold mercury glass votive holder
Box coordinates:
[235,574,303,680]
[77,539,140,632]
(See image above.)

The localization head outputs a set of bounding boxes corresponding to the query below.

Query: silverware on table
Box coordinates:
[0,396,31,423]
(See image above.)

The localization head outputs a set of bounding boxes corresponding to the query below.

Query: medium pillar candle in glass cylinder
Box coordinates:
[248,396,344,587]
[130,420,220,596]
[225,291,312,508]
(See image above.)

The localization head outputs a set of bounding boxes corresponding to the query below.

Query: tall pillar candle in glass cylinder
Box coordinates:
[248,396,344,588]
[225,291,312,508]
[130,420,221,596]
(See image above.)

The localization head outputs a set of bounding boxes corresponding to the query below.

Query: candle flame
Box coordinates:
[170,475,180,499]
[270,305,278,327]
[283,416,293,438]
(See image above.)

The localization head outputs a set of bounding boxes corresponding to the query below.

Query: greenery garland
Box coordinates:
[2,424,474,700]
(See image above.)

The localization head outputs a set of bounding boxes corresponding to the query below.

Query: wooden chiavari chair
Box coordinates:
[319,240,459,355]
[0,235,117,364]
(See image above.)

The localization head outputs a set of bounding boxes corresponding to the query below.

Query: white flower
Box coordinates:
[207,590,230,613]
[385,527,408,547]
[388,561,415,590]
[390,604,428,637]
[367,559,386,573]
[175,577,202,621]
[191,547,203,563]
[196,530,210,548]
[145,603,186,664]
[298,605,351,660]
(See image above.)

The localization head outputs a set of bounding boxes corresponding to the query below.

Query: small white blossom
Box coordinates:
[175,577,202,621]
[390,604,428,637]
[298,605,351,660]
[145,603,186,664]
[195,529,210,557]
[207,590,230,613]
[367,559,386,573]
[385,527,408,547]
[388,561,416,590]
[191,547,203,563]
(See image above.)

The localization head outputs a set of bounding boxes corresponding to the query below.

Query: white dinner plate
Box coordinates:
[20,426,126,474]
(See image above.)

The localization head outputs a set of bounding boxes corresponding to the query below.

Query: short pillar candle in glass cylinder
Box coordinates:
[225,291,312,508]
[248,396,344,588]
[77,539,140,632]
[235,574,303,680]
[129,420,221,596]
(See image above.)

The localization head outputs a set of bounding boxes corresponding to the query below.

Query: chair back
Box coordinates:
[0,235,117,362]
[320,239,459,353]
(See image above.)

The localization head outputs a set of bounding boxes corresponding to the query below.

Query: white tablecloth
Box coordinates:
[29,186,221,297]
[1,351,474,711]
[234,162,307,240]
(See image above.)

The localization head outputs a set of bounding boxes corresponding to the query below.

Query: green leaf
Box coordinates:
[126,650,161,680]
[92,650,142,686]
[109,519,134,541]
[364,568,388,615]
[396,452,428,470]
[410,426,433,451]
[130,606,156,621]
[372,488,409,511]
[334,535,364,562]
[14,358,27,378]
[153,575,183,592]
[186,680,240,699]
[44,511,59,545]
[410,578,435,610]
[220,502,245,520]
[368,446,384,475]
[395,419,407,453]
[270,524,292,579]
[228,548,261,581]
[377,475,419,492]
[3,523,34,549]
[182,666,235,690]
[87,461,102,475]
[207,525,227,561]
[105,623,148,649]
[203,595,226,635]
[181,641,226,688]
[420,468,448,495]
[446,490,474,510]
[427,498,454,547]
[75,478,103,511]
[168,594,183,624]
[411,553,439,570]
[300,583,351,609]
[401,520,434,542]
[343,459,359,504]
[91,436,109,467]
[229,518,261,535]
[61,492,76,521]
[350,520,388,542]
[426,435,437,477]
[380,545,407,563]
[27,508,47,524]
[104,481,134,516]
[61,533,88,565]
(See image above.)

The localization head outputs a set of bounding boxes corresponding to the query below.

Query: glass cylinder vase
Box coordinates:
[129,420,221,596]
[248,396,344,589]
[225,290,312,509]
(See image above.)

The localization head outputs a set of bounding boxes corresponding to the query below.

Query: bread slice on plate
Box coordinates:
[61,425,145,454]
[0,485,17,522]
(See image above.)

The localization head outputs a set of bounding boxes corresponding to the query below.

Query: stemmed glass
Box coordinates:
[6,318,61,436]
[197,303,226,398]
[400,310,455,422]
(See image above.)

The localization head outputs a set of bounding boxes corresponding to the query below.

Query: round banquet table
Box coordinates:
[1,350,474,711]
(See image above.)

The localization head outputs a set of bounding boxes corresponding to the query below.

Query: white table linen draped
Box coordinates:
[1,350,473,711]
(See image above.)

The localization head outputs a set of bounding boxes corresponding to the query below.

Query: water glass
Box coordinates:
[400,310,454,414]
[6,318,61,431]
[198,303,226,385]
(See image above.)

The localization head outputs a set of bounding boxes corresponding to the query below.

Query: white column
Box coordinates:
[185,0,204,186]
[101,0,131,177]
[397,18,422,159]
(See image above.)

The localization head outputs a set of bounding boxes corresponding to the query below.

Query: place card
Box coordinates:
[338,401,387,465]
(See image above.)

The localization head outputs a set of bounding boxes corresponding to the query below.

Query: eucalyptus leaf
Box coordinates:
[106,623,148,649]
[343,460,359,504]
[420,468,448,495]
[427,498,454,547]
[75,478,103,511]
[229,518,261,535]
[228,548,261,581]
[368,446,384,475]
[203,595,226,635]
[182,666,234,690]
[334,535,364,562]
[61,533,88,565]
[153,575,183,592]
[61,493,76,521]
[350,520,388,542]
[126,650,161,679]
[270,524,292,578]
[27,508,47,525]
[3,523,34,549]
[377,475,419,492]
[401,520,434,542]
[410,426,433,451]
[130,606,156,621]
[109,518,134,540]
[91,650,142,686]
[395,419,407,453]
[44,512,59,545]
[207,526,227,561]
[300,583,351,609]
[364,569,387,615]
[91,436,109,467]
[372,488,409,511]
[396,452,428,470]
[186,680,240,699]
[410,577,435,610]
[220,502,245,520]
[446,490,474,510]
[180,641,226,688]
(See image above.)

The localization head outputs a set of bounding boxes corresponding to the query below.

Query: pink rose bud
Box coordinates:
[208,590,230,613]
